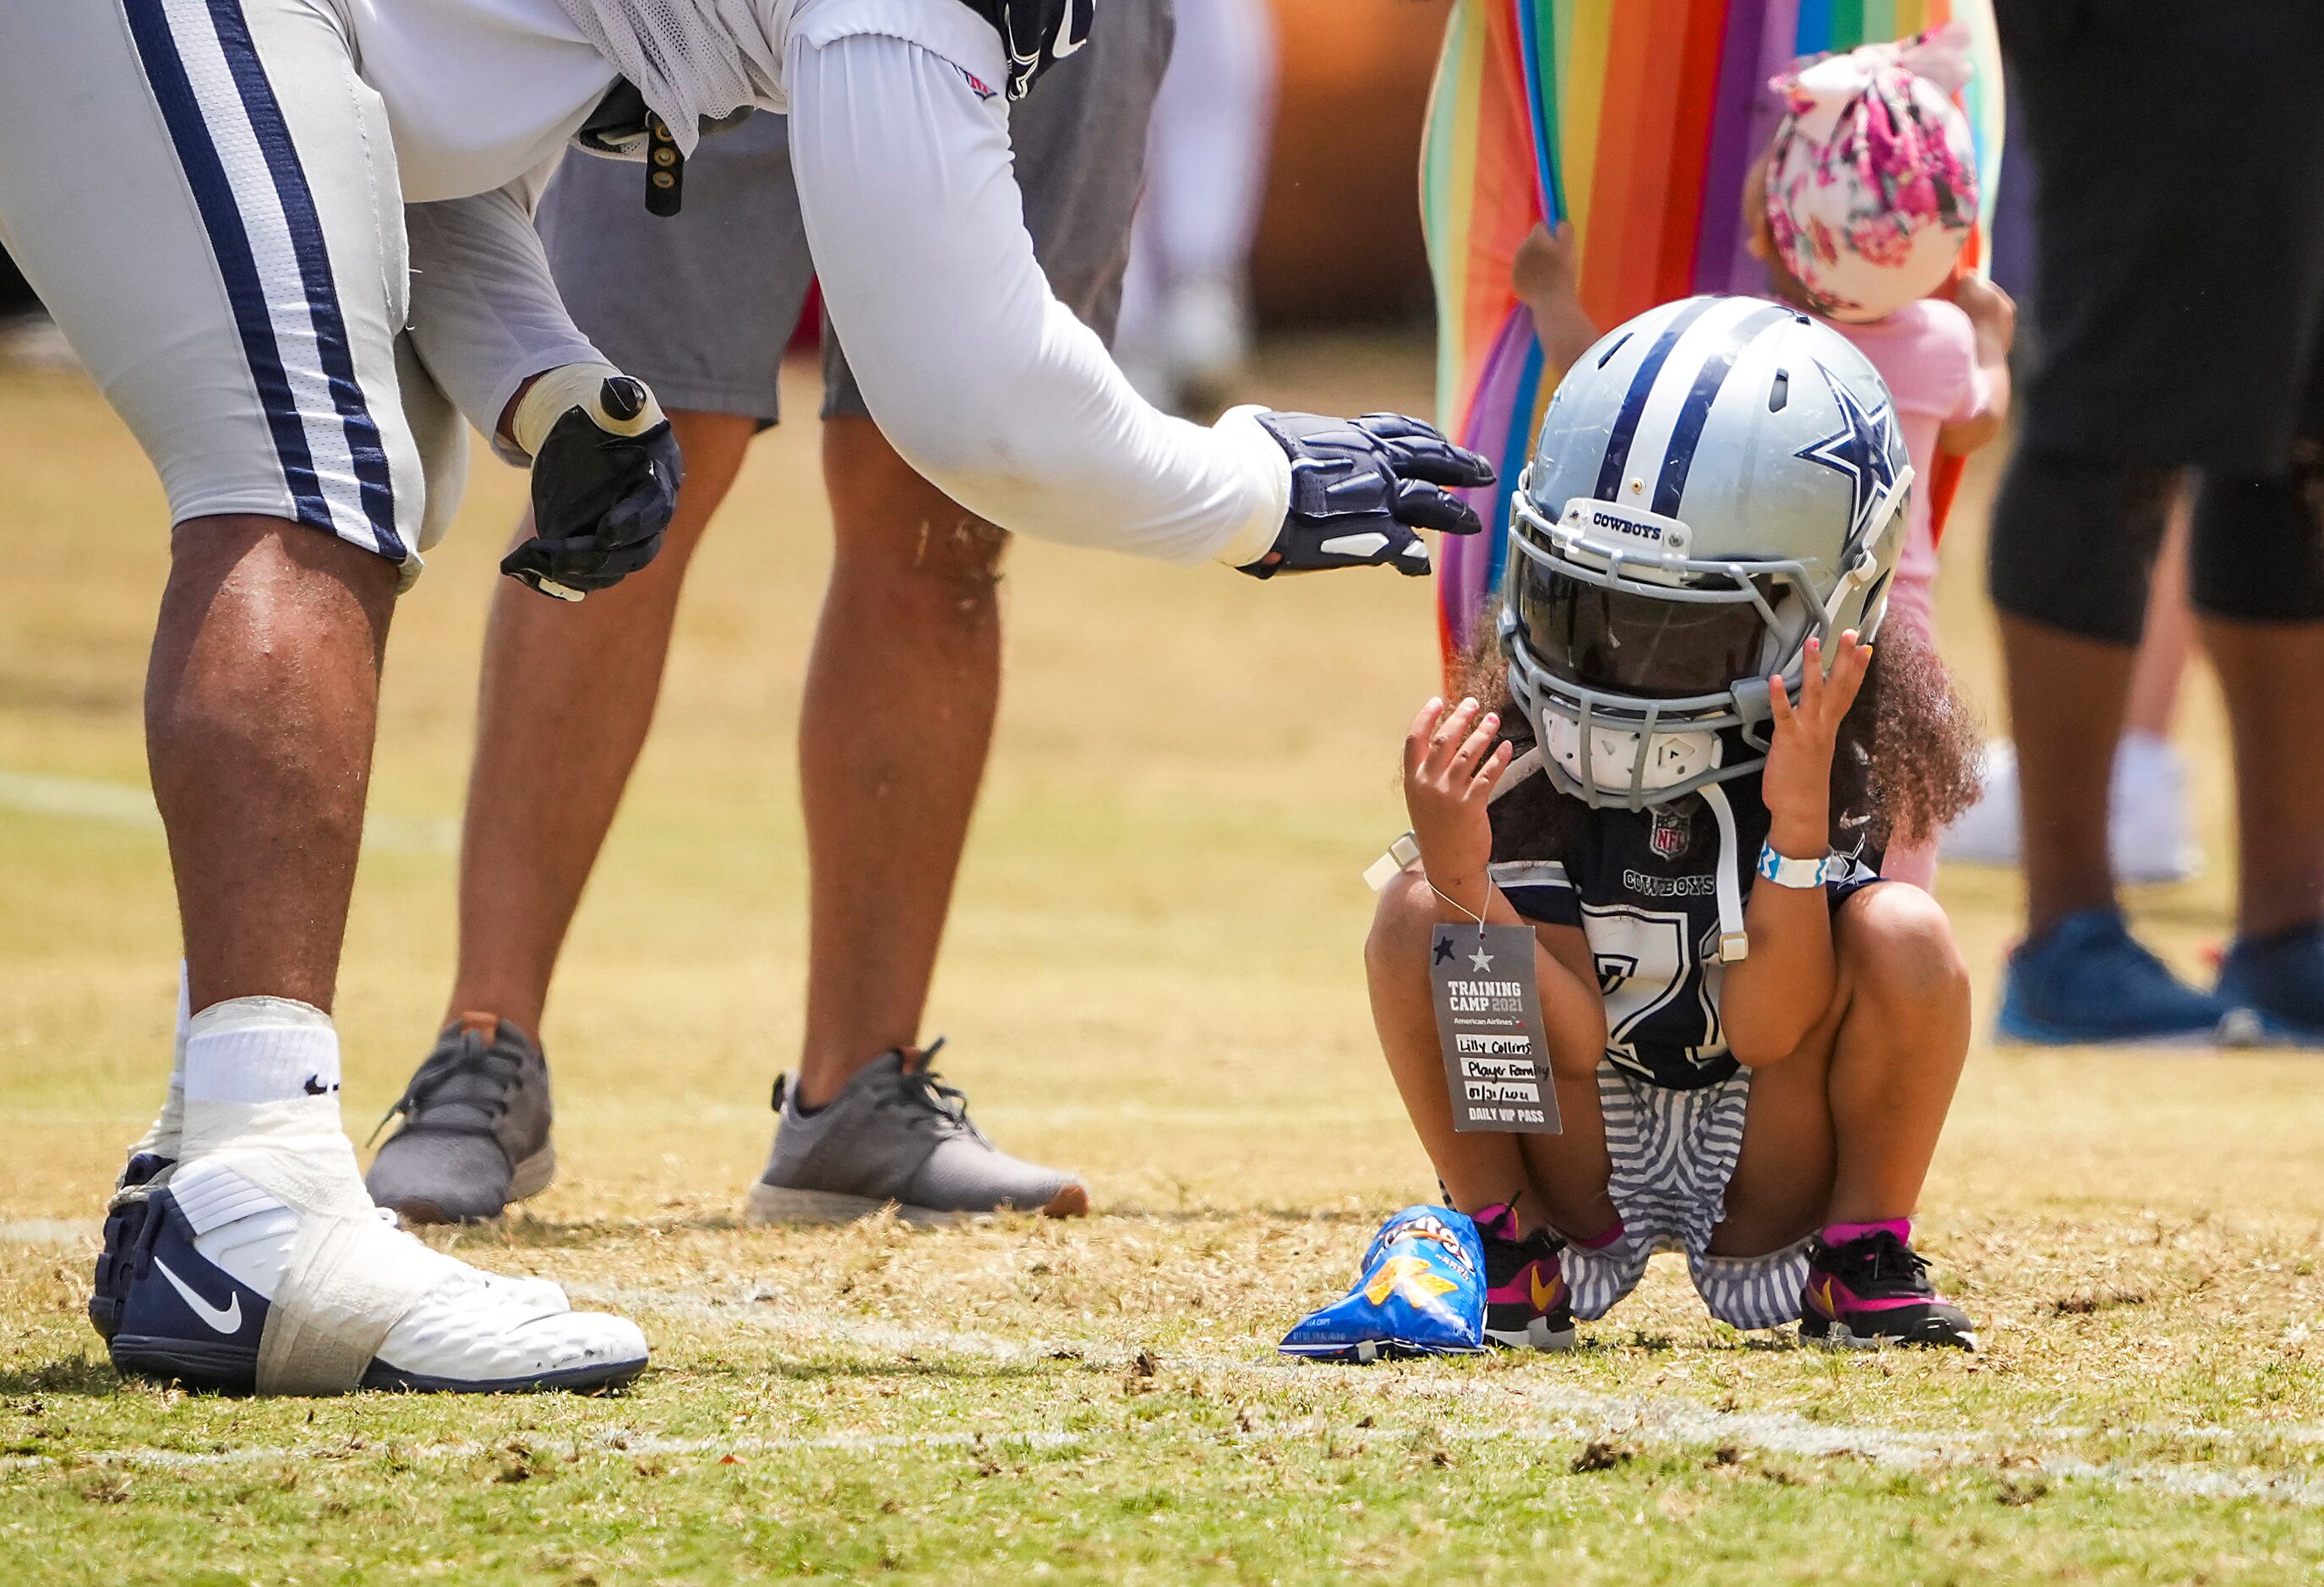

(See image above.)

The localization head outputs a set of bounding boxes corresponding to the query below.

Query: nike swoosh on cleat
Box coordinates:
[155,1258,243,1334]
[1529,1267,1564,1312]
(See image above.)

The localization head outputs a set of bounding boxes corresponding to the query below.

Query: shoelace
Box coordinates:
[1836,1230,1931,1291]
[867,1039,994,1149]
[368,1029,526,1146]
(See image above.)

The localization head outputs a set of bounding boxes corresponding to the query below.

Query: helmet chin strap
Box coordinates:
[1488,747,1544,803]
[1490,741,1747,960]
[1699,782,1750,963]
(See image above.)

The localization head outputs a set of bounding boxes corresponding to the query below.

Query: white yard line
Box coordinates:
[576,1281,2324,1508]
[0,768,454,854]
[14,1257,2324,1507]
[2,1427,1080,1475]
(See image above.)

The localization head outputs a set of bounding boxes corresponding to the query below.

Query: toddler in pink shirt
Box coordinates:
[1511,24,2011,890]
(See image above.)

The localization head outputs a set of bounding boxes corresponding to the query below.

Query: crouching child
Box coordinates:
[1366,300,1984,1350]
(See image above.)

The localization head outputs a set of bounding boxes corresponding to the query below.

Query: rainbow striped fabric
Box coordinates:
[1422,0,2004,662]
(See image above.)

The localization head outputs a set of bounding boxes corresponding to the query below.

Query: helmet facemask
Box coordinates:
[1500,478,1904,811]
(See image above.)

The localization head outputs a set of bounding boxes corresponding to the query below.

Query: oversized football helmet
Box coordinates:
[1501,295,1912,814]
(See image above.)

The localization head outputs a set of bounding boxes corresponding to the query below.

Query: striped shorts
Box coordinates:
[1562,1066,1810,1333]
[0,0,455,582]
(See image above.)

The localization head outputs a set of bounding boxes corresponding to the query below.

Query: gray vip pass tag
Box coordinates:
[1428,923,1562,1134]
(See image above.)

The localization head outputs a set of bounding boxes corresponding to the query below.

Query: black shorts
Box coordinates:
[1997,0,2324,475]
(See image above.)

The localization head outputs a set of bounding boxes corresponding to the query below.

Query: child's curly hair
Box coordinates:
[1453,619,1982,856]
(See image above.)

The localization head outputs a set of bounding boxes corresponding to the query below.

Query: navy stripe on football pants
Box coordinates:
[122,0,404,561]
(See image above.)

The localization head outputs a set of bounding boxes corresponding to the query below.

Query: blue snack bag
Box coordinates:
[1279,1205,1487,1362]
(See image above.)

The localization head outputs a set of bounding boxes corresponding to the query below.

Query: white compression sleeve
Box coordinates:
[402,159,605,466]
[785,31,1290,566]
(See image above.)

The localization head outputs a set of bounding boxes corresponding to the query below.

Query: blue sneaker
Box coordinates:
[2218,922,2324,1045]
[1997,908,2240,1046]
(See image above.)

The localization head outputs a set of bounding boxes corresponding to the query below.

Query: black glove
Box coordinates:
[500,366,683,601]
[956,0,1097,99]
[1239,412,1497,580]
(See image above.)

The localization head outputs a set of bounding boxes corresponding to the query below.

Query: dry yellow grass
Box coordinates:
[3,339,2321,1580]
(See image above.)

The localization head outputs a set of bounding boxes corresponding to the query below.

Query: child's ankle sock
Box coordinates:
[1821,1218,1911,1247]
[1574,1215,1626,1252]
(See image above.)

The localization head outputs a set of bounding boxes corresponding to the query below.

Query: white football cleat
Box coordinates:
[99,1149,642,1394]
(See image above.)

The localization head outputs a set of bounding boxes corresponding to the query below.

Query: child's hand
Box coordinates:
[1513,223,1602,374]
[1514,221,1580,304]
[1402,696,1516,895]
[1954,275,2016,368]
[1760,631,1872,859]
[1939,276,2015,455]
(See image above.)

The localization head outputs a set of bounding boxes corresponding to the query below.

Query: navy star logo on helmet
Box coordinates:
[1792,363,1899,539]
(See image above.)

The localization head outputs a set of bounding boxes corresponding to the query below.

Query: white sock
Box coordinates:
[128,963,193,1164]
[181,996,354,1167]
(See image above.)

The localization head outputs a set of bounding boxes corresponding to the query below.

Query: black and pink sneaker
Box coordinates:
[1799,1224,1976,1350]
[1472,1203,1576,1352]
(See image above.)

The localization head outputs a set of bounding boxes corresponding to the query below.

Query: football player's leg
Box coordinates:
[377,119,800,1222]
[791,423,1009,1102]
[0,0,643,1388]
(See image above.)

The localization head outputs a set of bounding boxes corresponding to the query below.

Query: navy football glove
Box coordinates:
[500,365,683,602]
[1241,411,1497,580]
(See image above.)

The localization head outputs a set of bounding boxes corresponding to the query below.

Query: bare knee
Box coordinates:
[1838,884,1969,1010]
[827,428,1010,634]
[1365,871,1439,982]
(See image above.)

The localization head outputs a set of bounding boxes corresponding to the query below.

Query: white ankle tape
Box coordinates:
[256,1210,451,1394]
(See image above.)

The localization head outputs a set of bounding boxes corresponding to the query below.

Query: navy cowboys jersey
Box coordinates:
[1487,770,1881,1091]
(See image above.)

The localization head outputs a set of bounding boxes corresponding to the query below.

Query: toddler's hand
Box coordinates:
[1761,631,1873,859]
[1401,696,1516,892]
[1514,222,1580,305]
[1954,275,2016,367]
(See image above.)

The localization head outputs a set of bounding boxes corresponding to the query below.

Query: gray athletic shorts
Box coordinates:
[538,0,1172,426]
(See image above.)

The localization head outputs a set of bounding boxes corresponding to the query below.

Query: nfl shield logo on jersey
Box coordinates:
[1649,805,1691,860]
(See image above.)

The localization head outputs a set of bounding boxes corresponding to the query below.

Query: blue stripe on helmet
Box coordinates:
[1591,297,1718,505]
[1650,303,1792,520]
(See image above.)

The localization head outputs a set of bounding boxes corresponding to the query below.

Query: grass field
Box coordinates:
[4,338,2324,1583]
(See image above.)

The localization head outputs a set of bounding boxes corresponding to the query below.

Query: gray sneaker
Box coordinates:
[366,1014,555,1224]
[744,1041,1087,1224]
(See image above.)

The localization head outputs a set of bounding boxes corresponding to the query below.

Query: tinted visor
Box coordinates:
[1512,562,1774,699]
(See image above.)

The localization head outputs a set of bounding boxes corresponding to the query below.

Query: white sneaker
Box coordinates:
[1940,732,2199,883]
[2109,732,2203,883]
[98,1144,645,1394]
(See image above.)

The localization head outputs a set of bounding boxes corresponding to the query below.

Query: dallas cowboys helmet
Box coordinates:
[1501,295,1912,810]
